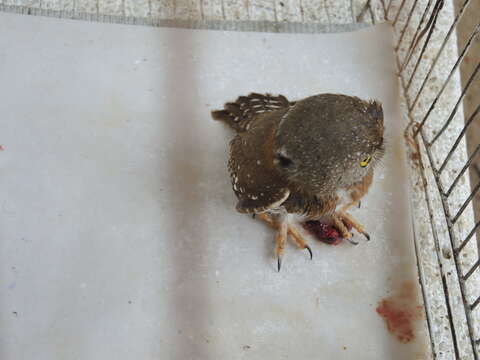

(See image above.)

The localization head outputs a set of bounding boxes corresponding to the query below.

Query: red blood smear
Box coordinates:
[0,145,4,151]
[302,220,343,245]
[376,282,423,343]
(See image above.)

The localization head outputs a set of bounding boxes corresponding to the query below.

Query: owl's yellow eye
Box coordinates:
[360,155,372,167]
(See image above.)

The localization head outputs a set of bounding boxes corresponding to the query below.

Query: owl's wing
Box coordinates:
[211,93,291,133]
[235,188,291,214]
[229,157,291,214]
[229,127,291,214]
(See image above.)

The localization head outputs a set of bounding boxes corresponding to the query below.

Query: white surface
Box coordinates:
[0,13,427,360]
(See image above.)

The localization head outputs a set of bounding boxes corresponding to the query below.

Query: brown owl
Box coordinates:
[212,93,385,271]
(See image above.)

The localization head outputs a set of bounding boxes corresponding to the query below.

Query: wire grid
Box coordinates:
[378,0,480,358]
[0,0,379,34]
[0,0,478,359]
[0,0,375,23]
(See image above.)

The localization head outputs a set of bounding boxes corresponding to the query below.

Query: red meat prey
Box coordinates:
[302,220,352,245]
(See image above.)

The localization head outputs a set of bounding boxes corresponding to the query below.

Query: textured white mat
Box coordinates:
[0,12,427,360]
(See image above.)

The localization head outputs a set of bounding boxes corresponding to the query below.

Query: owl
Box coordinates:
[212,93,385,271]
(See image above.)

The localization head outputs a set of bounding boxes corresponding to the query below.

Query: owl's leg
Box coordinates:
[256,213,274,225]
[288,225,313,260]
[275,217,288,272]
[331,214,358,245]
[255,213,286,270]
[257,213,313,271]
[257,213,312,256]
[339,211,370,241]
[340,201,360,213]
[335,201,370,241]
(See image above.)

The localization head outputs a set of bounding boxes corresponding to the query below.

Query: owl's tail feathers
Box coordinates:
[211,93,290,133]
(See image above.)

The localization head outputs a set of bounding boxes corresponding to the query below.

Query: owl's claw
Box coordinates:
[255,213,313,270]
[345,237,359,245]
[362,232,371,241]
[288,223,313,260]
[334,211,371,244]
[305,244,313,260]
[331,214,353,240]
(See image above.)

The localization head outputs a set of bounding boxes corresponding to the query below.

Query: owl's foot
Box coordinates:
[334,211,370,242]
[288,224,313,260]
[256,213,313,271]
[331,213,357,245]
[275,218,288,272]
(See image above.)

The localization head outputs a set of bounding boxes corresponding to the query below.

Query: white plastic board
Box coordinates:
[0,13,428,360]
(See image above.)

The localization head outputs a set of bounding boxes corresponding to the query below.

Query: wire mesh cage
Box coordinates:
[0,0,478,358]
[379,1,480,358]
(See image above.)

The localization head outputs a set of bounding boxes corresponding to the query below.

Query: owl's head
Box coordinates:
[273,94,385,194]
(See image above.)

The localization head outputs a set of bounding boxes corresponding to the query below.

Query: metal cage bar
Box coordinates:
[389,0,480,357]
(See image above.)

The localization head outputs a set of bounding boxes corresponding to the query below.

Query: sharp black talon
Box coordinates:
[362,232,371,241]
[346,237,359,245]
[277,257,282,272]
[358,201,362,209]
[305,245,313,260]
[252,214,256,219]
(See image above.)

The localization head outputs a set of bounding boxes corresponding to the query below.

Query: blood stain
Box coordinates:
[376,282,423,343]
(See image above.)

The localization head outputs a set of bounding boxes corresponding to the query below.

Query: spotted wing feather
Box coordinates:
[229,136,290,214]
[228,109,291,213]
[211,93,291,133]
